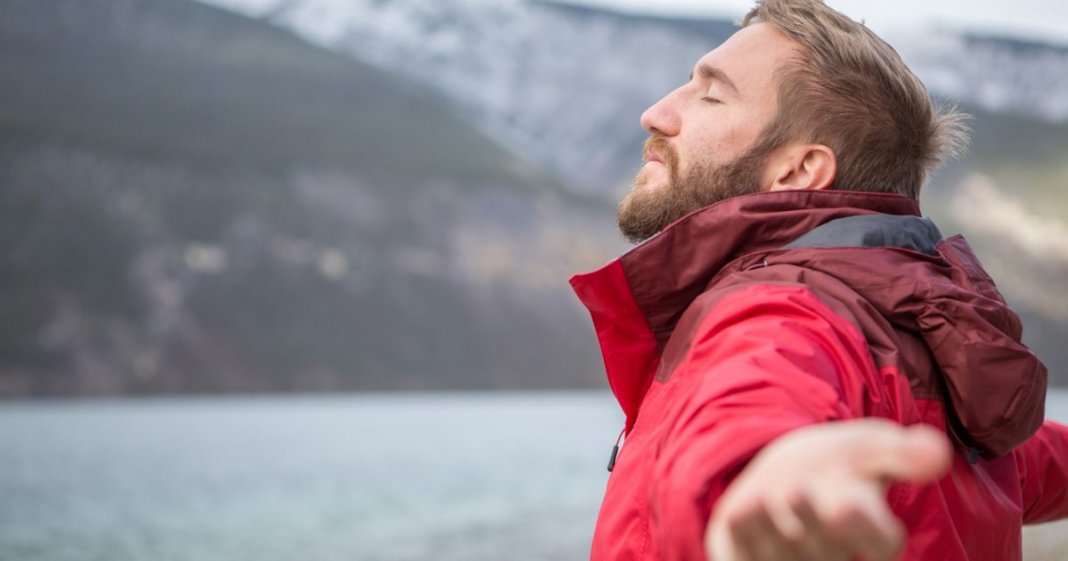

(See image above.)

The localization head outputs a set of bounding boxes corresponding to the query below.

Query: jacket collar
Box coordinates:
[570,190,920,426]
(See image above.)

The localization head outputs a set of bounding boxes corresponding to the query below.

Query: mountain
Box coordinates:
[894,30,1068,124]
[0,0,620,396]
[202,0,737,195]
[199,0,1068,383]
[1,0,1065,395]
[202,0,1068,195]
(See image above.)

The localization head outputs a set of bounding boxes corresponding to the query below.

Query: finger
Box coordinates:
[790,492,820,532]
[763,496,811,561]
[855,422,952,484]
[787,493,851,561]
[768,493,806,541]
[729,498,789,561]
[822,489,906,561]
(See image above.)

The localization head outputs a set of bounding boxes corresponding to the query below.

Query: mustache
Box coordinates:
[643,136,678,169]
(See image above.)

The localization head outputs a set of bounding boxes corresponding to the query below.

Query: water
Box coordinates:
[2,390,1067,561]
[0,392,621,561]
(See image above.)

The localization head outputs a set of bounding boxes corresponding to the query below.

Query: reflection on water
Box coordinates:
[1,390,1066,561]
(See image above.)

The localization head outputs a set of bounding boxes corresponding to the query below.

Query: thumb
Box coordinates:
[855,422,952,484]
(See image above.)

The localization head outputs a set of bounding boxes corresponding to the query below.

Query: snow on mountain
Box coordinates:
[891,29,1068,123]
[199,0,1068,196]
[200,0,731,194]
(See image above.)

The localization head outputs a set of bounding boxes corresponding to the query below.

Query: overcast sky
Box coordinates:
[556,0,1068,45]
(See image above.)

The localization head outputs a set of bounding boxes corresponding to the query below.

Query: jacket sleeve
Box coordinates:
[1016,420,1068,524]
[648,283,881,561]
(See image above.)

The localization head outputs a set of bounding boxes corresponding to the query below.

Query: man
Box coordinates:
[569,1,1068,560]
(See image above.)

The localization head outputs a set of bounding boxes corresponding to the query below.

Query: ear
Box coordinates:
[764,144,837,192]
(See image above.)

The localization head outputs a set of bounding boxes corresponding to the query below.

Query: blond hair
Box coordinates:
[744,0,970,198]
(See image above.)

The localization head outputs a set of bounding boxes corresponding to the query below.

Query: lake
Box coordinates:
[2,390,1067,561]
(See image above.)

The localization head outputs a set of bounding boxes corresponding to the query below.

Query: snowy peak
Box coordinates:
[893,29,1068,122]
[200,0,1068,194]
[201,0,736,193]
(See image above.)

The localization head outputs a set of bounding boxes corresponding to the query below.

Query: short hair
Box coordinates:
[743,0,970,198]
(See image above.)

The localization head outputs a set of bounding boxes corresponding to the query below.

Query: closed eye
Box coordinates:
[702,96,722,105]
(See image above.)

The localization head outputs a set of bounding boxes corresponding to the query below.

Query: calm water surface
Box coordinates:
[0,392,621,561]
[2,390,1067,561]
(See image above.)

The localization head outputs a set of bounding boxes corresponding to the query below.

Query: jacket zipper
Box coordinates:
[607,426,626,472]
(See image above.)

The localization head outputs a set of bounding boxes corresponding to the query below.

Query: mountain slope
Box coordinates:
[200,0,1068,383]
[205,0,737,194]
[0,0,617,396]
[204,0,1068,196]
[3,0,1064,394]
[895,31,1068,124]
[0,0,544,182]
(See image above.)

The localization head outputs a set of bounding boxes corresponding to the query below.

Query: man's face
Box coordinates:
[618,24,800,243]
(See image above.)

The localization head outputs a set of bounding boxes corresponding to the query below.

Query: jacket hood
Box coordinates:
[571,190,1047,455]
[783,215,1047,457]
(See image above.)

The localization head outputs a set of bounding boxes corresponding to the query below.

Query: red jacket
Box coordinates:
[571,190,1068,561]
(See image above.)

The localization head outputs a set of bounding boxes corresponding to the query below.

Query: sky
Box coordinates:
[556,0,1068,45]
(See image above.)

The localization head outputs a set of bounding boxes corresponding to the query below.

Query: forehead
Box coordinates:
[696,23,800,99]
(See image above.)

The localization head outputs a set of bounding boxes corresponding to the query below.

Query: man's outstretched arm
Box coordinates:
[705,419,951,561]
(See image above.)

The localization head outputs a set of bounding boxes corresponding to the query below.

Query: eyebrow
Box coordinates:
[690,63,740,97]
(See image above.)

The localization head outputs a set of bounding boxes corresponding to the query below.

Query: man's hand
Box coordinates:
[705,419,952,561]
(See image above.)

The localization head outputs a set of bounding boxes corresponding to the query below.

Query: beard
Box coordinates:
[617,136,771,244]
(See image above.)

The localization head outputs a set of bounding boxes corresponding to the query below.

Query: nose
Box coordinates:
[640,88,682,137]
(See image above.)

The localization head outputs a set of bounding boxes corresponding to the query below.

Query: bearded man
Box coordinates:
[569,1,1068,560]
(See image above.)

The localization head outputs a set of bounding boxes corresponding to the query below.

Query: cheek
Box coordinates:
[695,119,764,161]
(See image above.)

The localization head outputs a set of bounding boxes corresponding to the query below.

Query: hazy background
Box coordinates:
[1,0,1067,396]
[2,1,1068,560]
